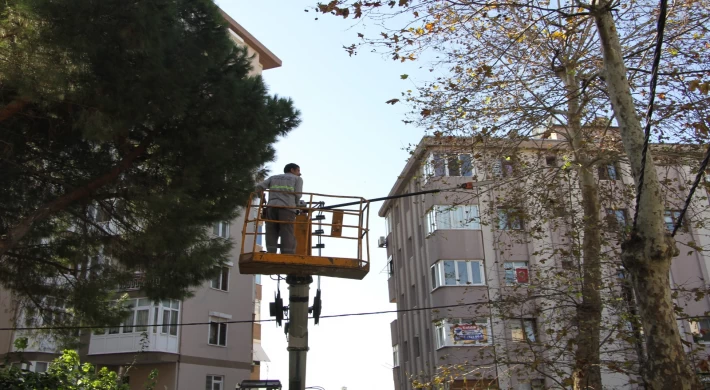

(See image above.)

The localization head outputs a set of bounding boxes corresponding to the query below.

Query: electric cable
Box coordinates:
[671,144,710,236]
[0,301,486,332]
[633,0,668,229]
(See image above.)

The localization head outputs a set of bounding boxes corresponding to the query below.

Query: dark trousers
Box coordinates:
[265,207,297,254]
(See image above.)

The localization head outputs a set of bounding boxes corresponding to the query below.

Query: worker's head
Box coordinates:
[284,163,301,176]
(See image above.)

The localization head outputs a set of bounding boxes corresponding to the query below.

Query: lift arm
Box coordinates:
[320,181,489,210]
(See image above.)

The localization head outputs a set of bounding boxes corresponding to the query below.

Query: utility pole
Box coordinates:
[286,275,312,390]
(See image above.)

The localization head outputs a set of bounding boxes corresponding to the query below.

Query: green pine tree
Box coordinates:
[0,0,300,334]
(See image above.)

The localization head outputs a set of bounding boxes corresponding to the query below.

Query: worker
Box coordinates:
[255,163,303,254]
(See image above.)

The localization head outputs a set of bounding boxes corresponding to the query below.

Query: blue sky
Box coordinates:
[216,1,428,389]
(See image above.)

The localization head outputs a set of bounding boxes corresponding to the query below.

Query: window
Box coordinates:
[387,255,394,279]
[411,284,417,308]
[206,375,224,390]
[426,153,475,178]
[598,163,619,180]
[561,257,574,270]
[510,319,537,342]
[431,260,485,289]
[605,209,628,229]
[209,318,227,346]
[493,158,515,177]
[99,298,151,335]
[213,222,229,238]
[414,336,420,357]
[426,328,432,353]
[161,300,180,336]
[504,261,529,286]
[497,208,523,230]
[664,210,686,233]
[436,325,446,349]
[255,274,261,285]
[434,318,491,348]
[90,204,112,223]
[210,267,229,291]
[34,362,48,373]
[41,296,69,327]
[691,318,710,343]
[392,344,399,367]
[426,205,481,234]
[403,341,409,362]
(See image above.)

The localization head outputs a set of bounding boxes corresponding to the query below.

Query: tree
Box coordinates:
[316,0,710,388]
[0,0,300,330]
[1,340,158,390]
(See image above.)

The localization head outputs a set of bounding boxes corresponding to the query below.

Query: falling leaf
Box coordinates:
[385,99,400,105]
[400,74,409,79]
[357,32,364,38]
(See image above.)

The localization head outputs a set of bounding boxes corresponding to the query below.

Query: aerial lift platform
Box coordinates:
[239,184,478,390]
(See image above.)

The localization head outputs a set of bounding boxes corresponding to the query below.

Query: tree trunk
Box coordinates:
[593,6,700,390]
[559,67,603,390]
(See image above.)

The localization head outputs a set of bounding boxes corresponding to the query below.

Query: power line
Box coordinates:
[0,301,486,332]
[672,144,710,236]
[633,0,668,229]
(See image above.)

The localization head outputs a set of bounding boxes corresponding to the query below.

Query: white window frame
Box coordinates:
[210,266,230,292]
[690,318,710,344]
[392,344,399,367]
[101,298,152,335]
[504,261,529,286]
[510,318,537,342]
[426,205,481,234]
[497,208,523,230]
[213,222,230,238]
[387,255,394,279]
[32,361,49,373]
[206,375,224,390]
[208,317,228,347]
[605,208,628,228]
[664,210,685,233]
[599,162,620,180]
[425,152,476,180]
[159,300,180,336]
[434,318,492,348]
[431,260,485,289]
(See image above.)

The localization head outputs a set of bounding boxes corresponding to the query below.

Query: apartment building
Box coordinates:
[380,134,710,389]
[0,10,279,390]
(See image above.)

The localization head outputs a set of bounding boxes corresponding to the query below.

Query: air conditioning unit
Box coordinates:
[377,236,387,248]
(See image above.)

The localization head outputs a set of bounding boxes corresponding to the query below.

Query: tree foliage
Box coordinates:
[316,0,710,388]
[0,0,300,331]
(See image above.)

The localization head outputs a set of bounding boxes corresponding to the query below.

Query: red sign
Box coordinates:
[516,268,529,284]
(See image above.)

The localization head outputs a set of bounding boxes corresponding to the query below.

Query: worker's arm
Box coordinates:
[294,176,303,204]
[255,177,270,198]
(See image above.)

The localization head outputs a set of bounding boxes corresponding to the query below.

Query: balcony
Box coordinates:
[88,299,180,355]
[116,273,160,291]
[88,331,179,355]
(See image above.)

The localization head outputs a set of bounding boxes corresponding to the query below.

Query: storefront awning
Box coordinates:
[253,343,270,362]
